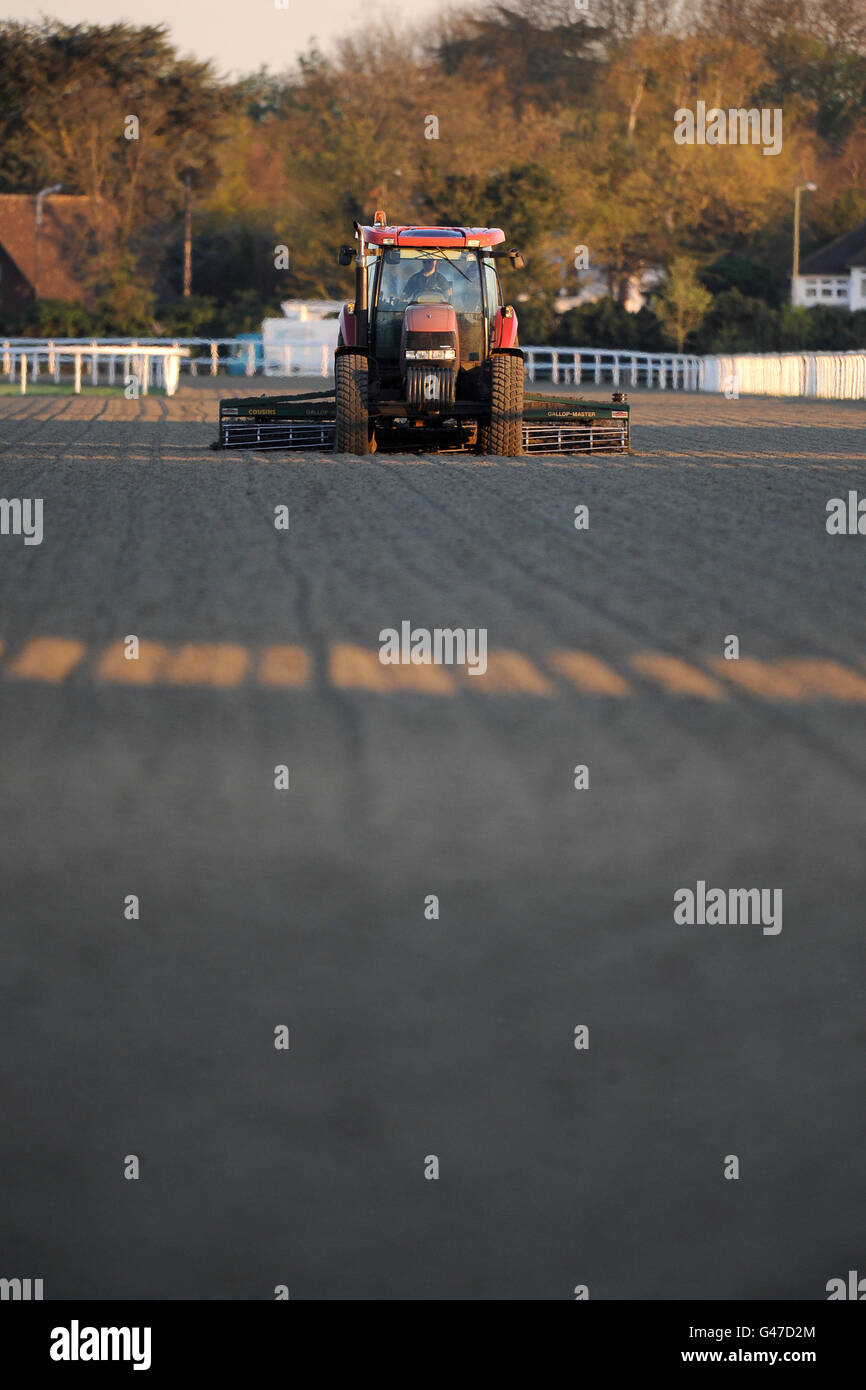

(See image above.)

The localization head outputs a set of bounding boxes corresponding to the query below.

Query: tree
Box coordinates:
[0,20,234,301]
[2,2,866,341]
[655,257,712,351]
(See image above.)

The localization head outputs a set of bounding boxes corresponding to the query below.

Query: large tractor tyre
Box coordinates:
[479,352,524,456]
[335,352,371,455]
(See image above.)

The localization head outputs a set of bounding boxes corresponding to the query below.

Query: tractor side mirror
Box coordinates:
[489,248,525,268]
[338,246,356,266]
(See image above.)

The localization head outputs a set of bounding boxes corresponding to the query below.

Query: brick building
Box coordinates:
[0,193,93,315]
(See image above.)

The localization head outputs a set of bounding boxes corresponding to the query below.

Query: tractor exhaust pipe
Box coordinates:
[353,219,368,350]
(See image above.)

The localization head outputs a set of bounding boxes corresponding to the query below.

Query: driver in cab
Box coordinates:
[403,258,452,302]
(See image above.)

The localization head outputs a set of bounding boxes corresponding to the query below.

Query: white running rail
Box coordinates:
[702,352,866,400]
[522,347,703,390]
[4,339,865,400]
[1,341,190,395]
[0,336,332,386]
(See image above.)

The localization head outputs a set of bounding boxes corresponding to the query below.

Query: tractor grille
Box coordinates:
[522,420,629,454]
[405,365,456,408]
[219,419,336,450]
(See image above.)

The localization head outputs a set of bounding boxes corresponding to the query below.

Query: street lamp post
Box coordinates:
[793,181,818,302]
[34,183,63,301]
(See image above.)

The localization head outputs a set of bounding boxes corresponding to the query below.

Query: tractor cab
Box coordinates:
[371,246,488,373]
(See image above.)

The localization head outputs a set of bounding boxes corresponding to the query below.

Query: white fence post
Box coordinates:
[210,341,219,376]
[164,352,181,396]
[20,353,27,395]
[74,352,82,394]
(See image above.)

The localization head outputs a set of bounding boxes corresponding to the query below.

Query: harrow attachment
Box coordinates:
[521,394,630,454]
[217,391,337,450]
[216,390,629,455]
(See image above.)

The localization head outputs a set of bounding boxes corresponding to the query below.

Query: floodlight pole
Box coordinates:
[34,183,63,301]
[793,181,818,286]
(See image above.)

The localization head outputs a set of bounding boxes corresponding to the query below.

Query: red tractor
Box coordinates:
[216,214,630,456]
[334,213,526,455]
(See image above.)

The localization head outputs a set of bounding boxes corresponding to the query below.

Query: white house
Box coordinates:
[792,220,866,311]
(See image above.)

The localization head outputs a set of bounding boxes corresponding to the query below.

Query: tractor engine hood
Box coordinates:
[400,304,460,409]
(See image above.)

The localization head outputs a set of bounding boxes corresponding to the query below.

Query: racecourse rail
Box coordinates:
[3,337,866,400]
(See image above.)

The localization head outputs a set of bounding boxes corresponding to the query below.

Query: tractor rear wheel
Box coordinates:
[335,351,371,455]
[479,352,524,456]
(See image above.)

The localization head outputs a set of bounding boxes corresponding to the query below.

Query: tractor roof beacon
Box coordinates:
[216,213,630,457]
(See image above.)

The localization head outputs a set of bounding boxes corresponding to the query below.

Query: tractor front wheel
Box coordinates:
[335,351,371,455]
[479,352,524,456]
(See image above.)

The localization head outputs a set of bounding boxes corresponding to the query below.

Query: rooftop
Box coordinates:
[362,226,506,249]
[0,193,93,302]
[800,220,866,275]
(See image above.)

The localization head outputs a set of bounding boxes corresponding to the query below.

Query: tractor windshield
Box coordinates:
[372,248,485,365]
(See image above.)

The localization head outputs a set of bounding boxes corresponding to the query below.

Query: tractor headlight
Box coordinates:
[404,348,457,361]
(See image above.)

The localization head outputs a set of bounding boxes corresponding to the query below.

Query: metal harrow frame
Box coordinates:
[216,390,630,455]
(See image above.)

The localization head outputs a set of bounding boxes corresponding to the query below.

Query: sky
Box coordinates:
[0,0,449,77]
